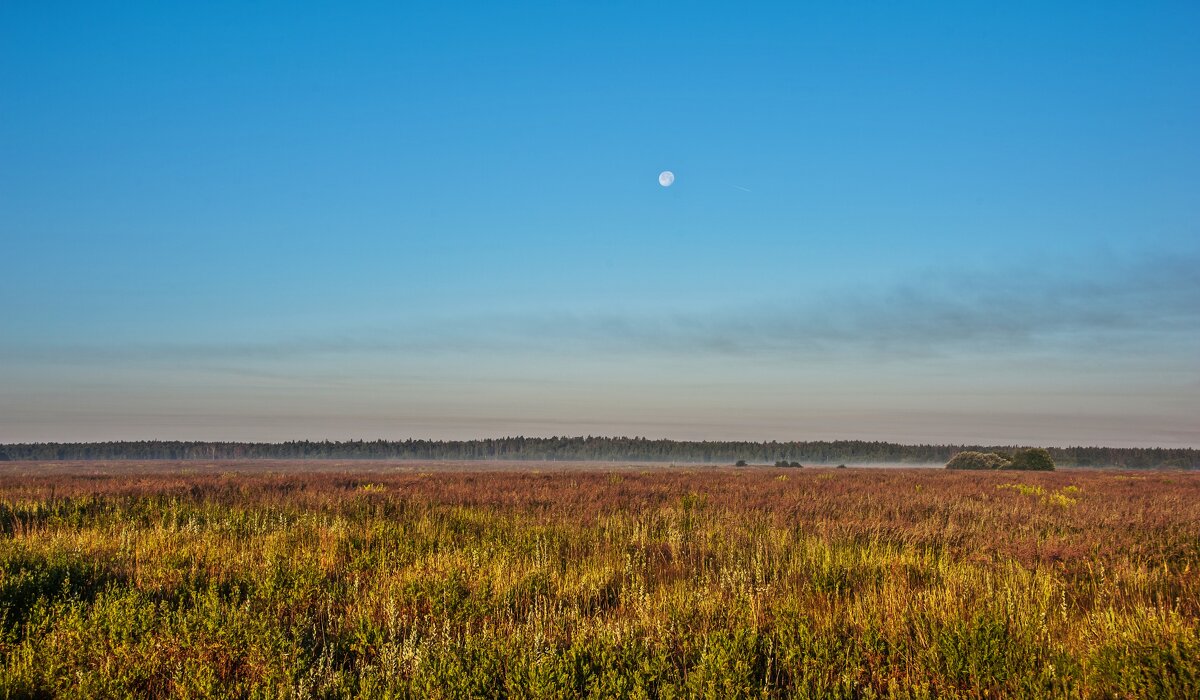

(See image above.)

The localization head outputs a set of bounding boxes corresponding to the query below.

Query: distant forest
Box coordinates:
[0,438,1196,469]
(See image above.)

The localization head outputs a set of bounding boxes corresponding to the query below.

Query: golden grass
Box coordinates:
[0,466,1196,697]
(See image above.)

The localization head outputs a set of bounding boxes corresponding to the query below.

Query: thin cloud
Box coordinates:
[494,253,1200,359]
[5,254,1197,366]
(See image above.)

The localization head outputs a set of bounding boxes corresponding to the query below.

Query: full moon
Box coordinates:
[658,171,675,187]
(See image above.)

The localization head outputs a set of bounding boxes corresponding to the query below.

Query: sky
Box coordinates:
[2,2,1198,447]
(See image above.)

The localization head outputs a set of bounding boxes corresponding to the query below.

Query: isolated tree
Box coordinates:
[945,451,1011,470]
[1006,448,1056,471]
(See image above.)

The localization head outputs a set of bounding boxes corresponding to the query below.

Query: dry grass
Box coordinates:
[0,465,1197,697]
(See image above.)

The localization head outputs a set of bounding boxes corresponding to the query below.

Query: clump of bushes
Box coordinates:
[1008,448,1056,471]
[775,460,803,468]
[946,448,1055,471]
[946,451,1012,470]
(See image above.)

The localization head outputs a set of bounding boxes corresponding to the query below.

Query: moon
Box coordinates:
[658,170,675,187]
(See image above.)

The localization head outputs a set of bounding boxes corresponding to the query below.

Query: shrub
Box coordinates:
[775,460,803,468]
[735,460,748,467]
[945,451,1012,470]
[1006,448,1056,471]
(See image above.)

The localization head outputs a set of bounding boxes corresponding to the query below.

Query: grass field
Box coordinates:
[0,464,1197,698]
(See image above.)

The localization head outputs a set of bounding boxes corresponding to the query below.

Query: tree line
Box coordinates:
[0,437,1196,468]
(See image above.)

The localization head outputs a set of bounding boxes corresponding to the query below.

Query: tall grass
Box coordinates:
[0,468,1197,698]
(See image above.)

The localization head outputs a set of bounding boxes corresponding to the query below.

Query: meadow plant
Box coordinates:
[0,467,1196,697]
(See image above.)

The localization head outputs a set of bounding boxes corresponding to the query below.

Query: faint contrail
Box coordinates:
[732,185,752,192]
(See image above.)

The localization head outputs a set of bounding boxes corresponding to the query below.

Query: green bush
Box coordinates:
[945,451,1012,470]
[1006,448,1056,471]
[946,449,1056,471]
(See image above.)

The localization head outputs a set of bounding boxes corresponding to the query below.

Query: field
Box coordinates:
[0,463,1197,698]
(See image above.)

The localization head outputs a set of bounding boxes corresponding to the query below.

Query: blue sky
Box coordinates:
[2,2,1198,446]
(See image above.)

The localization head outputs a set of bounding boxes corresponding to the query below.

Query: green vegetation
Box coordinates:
[1008,448,1056,472]
[946,448,1056,471]
[1,437,1196,468]
[945,451,1011,470]
[0,467,1197,698]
